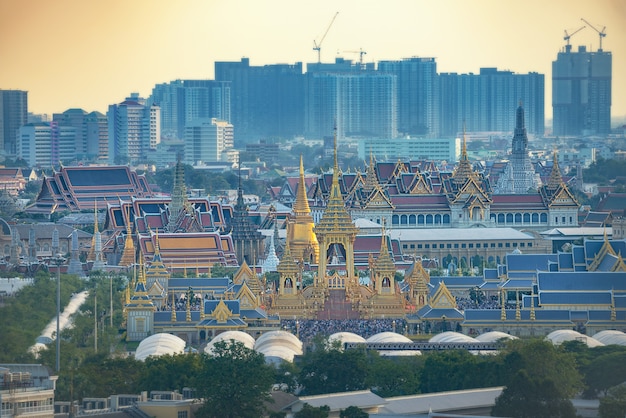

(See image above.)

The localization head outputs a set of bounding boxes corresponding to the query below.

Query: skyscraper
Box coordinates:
[438,69,544,136]
[305,59,397,139]
[53,109,108,162]
[107,94,160,165]
[0,89,28,156]
[149,79,231,140]
[215,58,304,143]
[378,57,439,137]
[183,118,234,165]
[17,122,77,167]
[552,45,612,136]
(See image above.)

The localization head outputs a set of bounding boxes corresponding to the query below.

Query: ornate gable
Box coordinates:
[235,282,258,309]
[213,299,234,323]
[430,281,457,309]
[409,173,432,195]
[364,186,395,210]
[450,176,491,205]
[547,185,579,208]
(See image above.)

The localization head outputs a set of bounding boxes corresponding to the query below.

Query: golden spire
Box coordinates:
[453,123,475,184]
[171,292,176,322]
[547,152,564,189]
[87,200,98,262]
[120,204,135,267]
[138,252,147,285]
[363,149,378,192]
[293,155,312,215]
[500,288,506,321]
[374,221,395,273]
[515,290,521,321]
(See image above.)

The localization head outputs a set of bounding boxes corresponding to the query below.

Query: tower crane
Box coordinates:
[313,12,339,64]
[581,18,607,51]
[341,48,367,67]
[563,25,585,52]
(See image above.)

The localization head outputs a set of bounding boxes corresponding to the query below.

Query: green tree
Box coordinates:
[368,354,422,397]
[298,344,369,395]
[340,406,368,418]
[599,384,626,418]
[294,403,330,418]
[584,352,626,396]
[492,369,578,418]
[195,340,275,418]
[491,339,582,418]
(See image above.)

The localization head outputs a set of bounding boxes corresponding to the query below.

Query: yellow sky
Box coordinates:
[1,0,625,120]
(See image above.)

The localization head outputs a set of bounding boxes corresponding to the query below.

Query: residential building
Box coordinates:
[17,122,77,167]
[107,94,160,165]
[53,109,108,162]
[149,79,231,140]
[358,137,459,162]
[552,45,612,136]
[183,118,234,165]
[305,59,397,139]
[438,68,544,136]
[378,57,439,137]
[215,58,304,143]
[0,89,28,156]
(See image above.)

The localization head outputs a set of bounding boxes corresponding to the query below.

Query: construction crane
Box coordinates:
[563,25,585,52]
[313,12,339,64]
[342,49,367,67]
[581,18,607,51]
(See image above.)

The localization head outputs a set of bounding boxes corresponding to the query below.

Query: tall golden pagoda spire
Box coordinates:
[547,152,564,190]
[363,150,378,192]
[120,203,136,267]
[287,155,319,263]
[453,123,475,184]
[314,125,359,286]
[87,200,98,262]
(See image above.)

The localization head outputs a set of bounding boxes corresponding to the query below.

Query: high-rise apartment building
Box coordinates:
[0,89,28,156]
[53,109,108,162]
[17,122,77,167]
[378,57,439,137]
[552,45,612,136]
[149,79,230,140]
[215,58,304,143]
[183,118,234,165]
[305,59,397,139]
[107,94,160,165]
[438,68,544,136]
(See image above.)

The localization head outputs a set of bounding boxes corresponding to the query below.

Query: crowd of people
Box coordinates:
[280,318,408,342]
[455,295,515,310]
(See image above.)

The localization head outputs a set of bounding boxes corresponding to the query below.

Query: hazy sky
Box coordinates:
[1,0,624,120]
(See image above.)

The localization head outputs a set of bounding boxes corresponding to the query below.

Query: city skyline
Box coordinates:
[1,0,625,121]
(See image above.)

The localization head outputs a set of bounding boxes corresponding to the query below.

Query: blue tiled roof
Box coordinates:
[432,276,484,288]
[538,272,626,292]
[558,252,574,269]
[597,254,619,272]
[484,269,499,280]
[197,318,248,327]
[168,278,230,288]
[539,291,612,305]
[241,308,268,320]
[418,307,464,320]
[572,246,586,264]
[506,254,557,272]
[480,281,501,290]
[501,279,534,289]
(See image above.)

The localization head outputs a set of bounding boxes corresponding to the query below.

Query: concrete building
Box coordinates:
[107,94,160,165]
[305,59,397,140]
[553,45,612,136]
[0,364,57,418]
[0,90,28,156]
[183,118,234,165]
[53,109,108,162]
[17,122,77,167]
[378,57,439,137]
[358,137,459,163]
[438,68,544,136]
[149,79,231,140]
[215,58,304,143]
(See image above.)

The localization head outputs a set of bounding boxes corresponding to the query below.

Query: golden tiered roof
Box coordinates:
[547,152,564,190]
[452,129,476,185]
[314,131,359,239]
[286,156,319,263]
